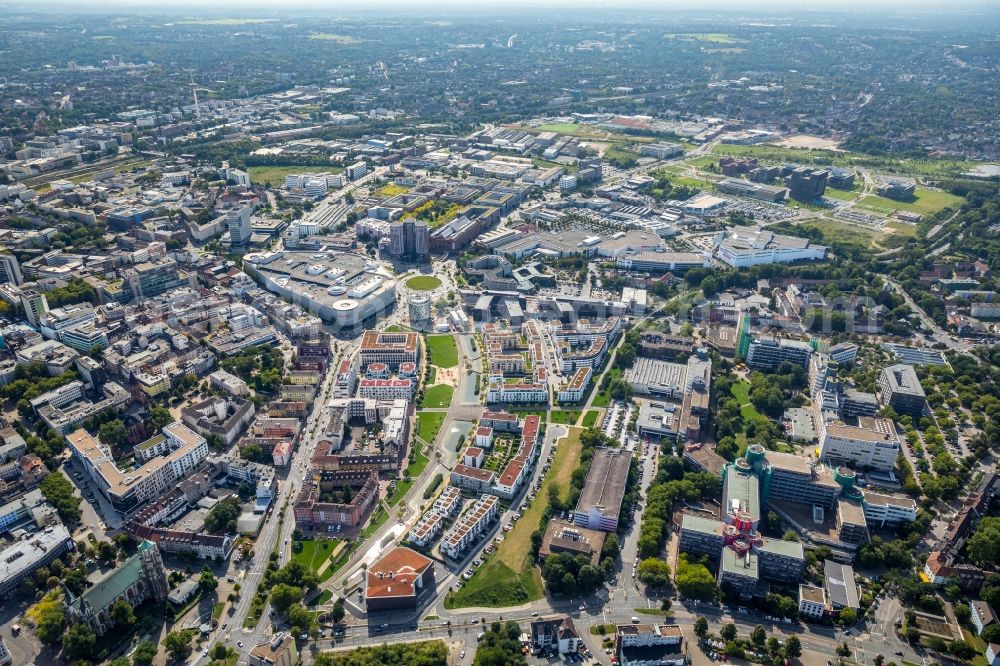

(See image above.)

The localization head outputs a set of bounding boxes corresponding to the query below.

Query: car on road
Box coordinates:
[460,651,466,659]
[237,641,243,648]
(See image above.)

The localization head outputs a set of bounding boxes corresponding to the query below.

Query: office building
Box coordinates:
[388,218,429,261]
[715,228,827,268]
[0,524,74,599]
[878,364,927,418]
[746,336,812,371]
[819,417,899,472]
[787,167,828,201]
[572,448,630,532]
[227,205,254,247]
[823,560,859,614]
[0,254,23,286]
[19,289,48,327]
[30,380,130,435]
[124,259,188,302]
[539,519,606,566]
[616,251,712,274]
[877,178,916,201]
[798,584,826,619]
[345,162,368,181]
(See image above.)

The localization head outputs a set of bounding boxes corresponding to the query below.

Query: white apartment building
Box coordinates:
[486,381,548,404]
[357,378,414,401]
[209,369,249,397]
[557,366,592,403]
[66,423,208,516]
[440,494,500,559]
[819,418,899,473]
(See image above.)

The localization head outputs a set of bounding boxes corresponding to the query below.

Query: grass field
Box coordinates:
[592,368,623,407]
[447,427,584,608]
[731,379,765,421]
[581,410,601,428]
[406,275,442,291]
[377,183,410,197]
[246,165,342,186]
[795,218,885,249]
[426,334,459,368]
[421,384,454,408]
[857,189,965,216]
[291,539,339,574]
[416,412,447,444]
[549,410,581,425]
[823,187,860,202]
[538,122,607,139]
[307,589,333,607]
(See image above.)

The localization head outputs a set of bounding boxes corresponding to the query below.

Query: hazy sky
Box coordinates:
[7,0,1000,9]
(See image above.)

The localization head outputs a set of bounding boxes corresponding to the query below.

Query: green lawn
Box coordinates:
[447,427,585,608]
[593,368,622,407]
[549,410,581,425]
[731,379,765,421]
[421,384,454,408]
[416,412,447,444]
[212,602,225,620]
[532,158,578,173]
[377,183,410,196]
[858,189,965,216]
[538,123,607,139]
[581,410,601,428]
[388,448,430,506]
[823,187,860,201]
[246,165,342,187]
[361,506,389,540]
[291,539,340,575]
[406,275,442,291]
[426,334,459,368]
[306,589,333,607]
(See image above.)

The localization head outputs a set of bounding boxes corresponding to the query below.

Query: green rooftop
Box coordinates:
[137,434,166,450]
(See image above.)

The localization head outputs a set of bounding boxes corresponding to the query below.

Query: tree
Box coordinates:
[111,658,132,666]
[767,637,781,655]
[211,643,230,660]
[63,622,97,659]
[331,599,346,624]
[948,641,976,660]
[99,419,127,447]
[199,567,218,592]
[836,642,852,658]
[30,590,66,644]
[150,405,174,430]
[751,624,767,647]
[110,598,136,628]
[288,603,313,636]
[97,540,117,562]
[661,598,672,611]
[675,556,716,600]
[39,472,82,523]
[164,630,192,661]
[839,607,858,625]
[785,635,802,659]
[694,616,709,638]
[720,623,738,642]
[636,558,672,589]
[270,583,302,612]
[133,640,158,665]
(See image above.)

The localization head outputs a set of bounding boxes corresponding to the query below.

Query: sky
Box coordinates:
[8,0,1000,9]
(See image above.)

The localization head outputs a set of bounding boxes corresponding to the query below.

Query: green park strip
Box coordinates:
[420,384,453,408]
[426,334,459,368]
[446,427,584,608]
